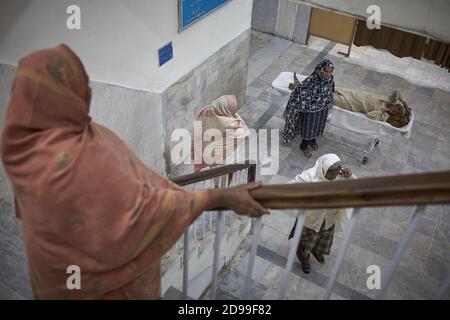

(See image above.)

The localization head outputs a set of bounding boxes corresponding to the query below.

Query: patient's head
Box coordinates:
[386,101,411,128]
[386,103,406,116]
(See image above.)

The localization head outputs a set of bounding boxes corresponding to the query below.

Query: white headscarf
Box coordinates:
[294,153,341,183]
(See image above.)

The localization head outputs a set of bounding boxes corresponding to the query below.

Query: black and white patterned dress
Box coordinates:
[282,59,335,145]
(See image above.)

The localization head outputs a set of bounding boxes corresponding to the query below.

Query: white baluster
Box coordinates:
[278,213,305,299]
[211,210,225,300]
[225,173,229,188]
[192,183,197,241]
[194,219,197,241]
[242,217,263,299]
[323,208,360,300]
[210,210,213,232]
[376,205,426,299]
[202,181,206,240]
[182,226,190,299]
[225,211,230,226]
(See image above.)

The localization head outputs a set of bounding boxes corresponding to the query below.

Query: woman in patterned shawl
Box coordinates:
[0,44,268,299]
[282,59,335,158]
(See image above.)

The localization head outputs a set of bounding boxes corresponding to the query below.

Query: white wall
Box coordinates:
[293,0,450,43]
[0,0,253,92]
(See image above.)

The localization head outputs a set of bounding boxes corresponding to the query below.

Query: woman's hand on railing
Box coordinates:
[207,182,269,218]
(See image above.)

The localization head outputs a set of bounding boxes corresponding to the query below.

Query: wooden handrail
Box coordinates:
[171,162,257,186]
[172,165,450,209]
[250,171,450,209]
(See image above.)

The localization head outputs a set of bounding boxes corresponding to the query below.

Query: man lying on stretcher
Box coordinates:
[289,73,412,128]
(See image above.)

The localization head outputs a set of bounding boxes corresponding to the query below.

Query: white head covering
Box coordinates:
[299,153,341,183]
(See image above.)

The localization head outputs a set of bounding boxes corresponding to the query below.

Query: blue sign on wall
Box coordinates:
[159,42,173,67]
[179,0,232,31]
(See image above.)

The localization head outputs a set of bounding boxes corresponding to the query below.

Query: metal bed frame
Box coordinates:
[325,118,380,165]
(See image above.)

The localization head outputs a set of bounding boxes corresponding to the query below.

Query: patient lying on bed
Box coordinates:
[333,87,411,128]
[289,73,412,128]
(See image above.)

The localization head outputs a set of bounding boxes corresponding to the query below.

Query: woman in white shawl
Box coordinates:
[288,153,355,274]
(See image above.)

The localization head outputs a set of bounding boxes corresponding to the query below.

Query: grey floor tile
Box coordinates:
[251,78,270,90]
[361,70,384,89]
[407,149,439,171]
[430,229,450,264]
[415,86,435,98]
[392,265,440,299]
[0,281,24,300]
[0,199,23,238]
[437,220,450,243]
[370,234,399,260]
[216,287,240,300]
[256,91,270,102]
[424,255,449,283]
[218,269,267,300]
[416,216,436,238]
[351,228,377,252]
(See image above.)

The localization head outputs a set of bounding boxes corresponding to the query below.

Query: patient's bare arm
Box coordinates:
[288,72,301,90]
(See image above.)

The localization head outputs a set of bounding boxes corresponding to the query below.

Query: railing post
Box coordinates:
[242,217,263,299]
[323,208,360,300]
[192,182,197,241]
[240,169,245,184]
[247,165,256,183]
[209,211,213,232]
[247,166,257,232]
[182,227,190,299]
[193,219,197,241]
[202,213,206,240]
[376,205,426,299]
[434,273,450,300]
[278,213,305,299]
[211,210,224,299]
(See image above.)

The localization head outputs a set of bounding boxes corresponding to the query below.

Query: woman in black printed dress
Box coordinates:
[282,59,335,158]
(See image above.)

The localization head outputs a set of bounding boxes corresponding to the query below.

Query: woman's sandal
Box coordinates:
[311,252,325,264]
[302,148,312,158]
[311,143,318,151]
[301,258,311,274]
[297,245,311,274]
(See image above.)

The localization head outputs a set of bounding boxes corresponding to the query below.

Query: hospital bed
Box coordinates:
[272,72,414,164]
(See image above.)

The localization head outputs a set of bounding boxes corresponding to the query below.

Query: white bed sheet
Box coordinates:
[272,72,414,139]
